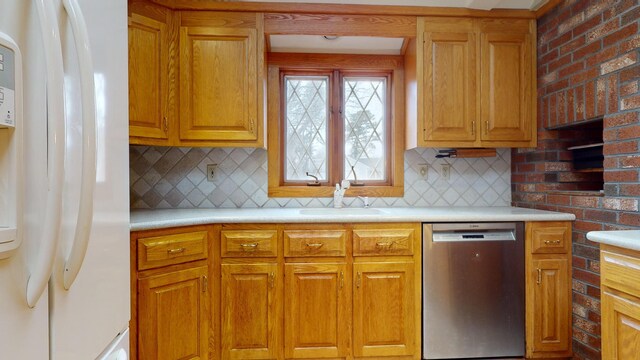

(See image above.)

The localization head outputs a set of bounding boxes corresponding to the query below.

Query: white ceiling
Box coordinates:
[243,0,548,11]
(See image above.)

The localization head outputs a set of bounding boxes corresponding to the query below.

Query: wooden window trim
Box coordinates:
[268,53,405,198]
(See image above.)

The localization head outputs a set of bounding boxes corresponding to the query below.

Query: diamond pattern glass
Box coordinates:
[284,76,329,181]
[343,77,387,181]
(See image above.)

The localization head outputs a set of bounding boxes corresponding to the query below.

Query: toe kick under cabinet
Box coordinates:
[130,221,572,360]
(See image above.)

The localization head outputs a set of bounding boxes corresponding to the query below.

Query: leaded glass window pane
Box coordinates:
[343,77,387,181]
[284,76,329,182]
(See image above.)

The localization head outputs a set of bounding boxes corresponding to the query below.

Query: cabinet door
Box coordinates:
[221,263,278,359]
[179,26,258,142]
[128,12,170,141]
[138,266,209,360]
[480,31,533,143]
[422,20,477,145]
[602,291,640,358]
[284,263,349,358]
[528,257,571,354]
[353,262,415,357]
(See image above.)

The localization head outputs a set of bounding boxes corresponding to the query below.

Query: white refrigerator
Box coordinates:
[0,0,130,359]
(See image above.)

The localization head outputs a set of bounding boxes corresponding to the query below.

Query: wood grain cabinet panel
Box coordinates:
[353,227,415,256]
[221,229,278,257]
[138,230,208,270]
[525,221,572,359]
[353,262,415,357]
[221,263,279,359]
[284,263,350,359]
[128,10,171,143]
[179,26,258,142]
[138,266,209,360]
[284,229,347,257]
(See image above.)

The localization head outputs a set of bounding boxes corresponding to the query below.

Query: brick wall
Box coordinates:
[512,0,640,359]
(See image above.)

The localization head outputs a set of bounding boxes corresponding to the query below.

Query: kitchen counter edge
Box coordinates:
[130,207,576,232]
[586,230,640,252]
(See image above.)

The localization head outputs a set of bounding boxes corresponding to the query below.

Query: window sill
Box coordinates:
[268,185,404,198]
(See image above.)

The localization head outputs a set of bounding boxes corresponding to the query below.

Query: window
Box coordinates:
[267,53,404,197]
[283,71,391,186]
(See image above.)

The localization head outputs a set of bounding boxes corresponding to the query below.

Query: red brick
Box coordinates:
[558,92,568,124]
[603,128,617,142]
[540,48,560,64]
[620,155,640,168]
[620,184,640,196]
[573,15,604,38]
[517,163,535,172]
[557,206,585,218]
[603,22,639,47]
[620,64,640,83]
[572,196,600,208]
[574,316,601,334]
[573,256,587,269]
[588,311,602,324]
[550,31,574,50]
[584,209,618,222]
[549,54,574,73]
[573,41,603,62]
[604,112,638,127]
[588,260,601,274]
[546,78,570,94]
[603,170,639,182]
[616,0,638,16]
[603,197,639,211]
[540,70,558,86]
[587,46,618,68]
[621,34,640,53]
[545,162,572,171]
[550,93,558,126]
[621,95,640,110]
[587,284,601,299]
[560,61,586,79]
[586,18,620,43]
[548,194,571,205]
[586,0,617,18]
[586,80,596,119]
[604,157,618,169]
[560,35,586,55]
[620,81,639,97]
[620,212,640,226]
[619,125,640,140]
[573,278,588,293]
[597,78,607,116]
[567,89,576,122]
[559,11,586,34]
[573,302,589,318]
[570,67,599,85]
[575,267,603,286]
[622,5,640,25]
[600,52,638,75]
[603,141,639,155]
[576,84,586,120]
[607,76,619,113]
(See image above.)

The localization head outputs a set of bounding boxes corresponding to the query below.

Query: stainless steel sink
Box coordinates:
[298,208,386,216]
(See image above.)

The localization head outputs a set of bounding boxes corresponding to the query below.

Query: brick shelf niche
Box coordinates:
[512,0,640,359]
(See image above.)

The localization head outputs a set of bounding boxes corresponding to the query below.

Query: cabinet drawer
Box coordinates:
[138,231,208,270]
[284,230,347,257]
[530,223,571,254]
[353,228,414,256]
[221,229,278,257]
[602,249,640,299]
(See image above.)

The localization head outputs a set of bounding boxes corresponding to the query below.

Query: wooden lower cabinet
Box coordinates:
[284,263,350,358]
[525,222,572,359]
[353,262,416,357]
[221,263,279,360]
[138,266,209,360]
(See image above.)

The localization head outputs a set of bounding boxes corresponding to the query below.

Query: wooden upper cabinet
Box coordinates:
[138,266,209,360]
[479,21,533,145]
[179,12,264,146]
[128,6,172,144]
[422,18,477,145]
[411,17,536,148]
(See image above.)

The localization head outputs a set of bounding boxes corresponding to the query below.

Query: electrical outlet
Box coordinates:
[441,164,451,181]
[206,164,218,182]
[418,164,429,179]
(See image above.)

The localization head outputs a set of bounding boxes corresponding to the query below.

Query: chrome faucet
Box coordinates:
[357,196,370,208]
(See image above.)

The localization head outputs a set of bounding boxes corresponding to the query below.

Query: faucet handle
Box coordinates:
[357,196,370,208]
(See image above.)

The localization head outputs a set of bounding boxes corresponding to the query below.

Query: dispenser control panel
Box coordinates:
[0,43,16,127]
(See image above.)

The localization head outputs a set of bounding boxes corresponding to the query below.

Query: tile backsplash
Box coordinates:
[130,146,511,209]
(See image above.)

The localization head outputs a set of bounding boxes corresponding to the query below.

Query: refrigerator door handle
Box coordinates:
[26,0,66,308]
[61,0,97,290]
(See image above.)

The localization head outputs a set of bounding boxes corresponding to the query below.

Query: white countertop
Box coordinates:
[586,230,640,252]
[130,206,575,231]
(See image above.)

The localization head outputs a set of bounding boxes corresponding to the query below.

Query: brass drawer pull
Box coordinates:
[544,240,561,245]
[376,241,394,249]
[537,268,542,285]
[305,243,324,249]
[240,243,259,251]
[356,272,362,288]
[167,247,186,255]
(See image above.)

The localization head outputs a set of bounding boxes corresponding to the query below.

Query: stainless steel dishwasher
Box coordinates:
[422,222,524,359]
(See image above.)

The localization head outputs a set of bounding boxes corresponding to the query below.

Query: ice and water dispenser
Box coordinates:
[0,32,22,258]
